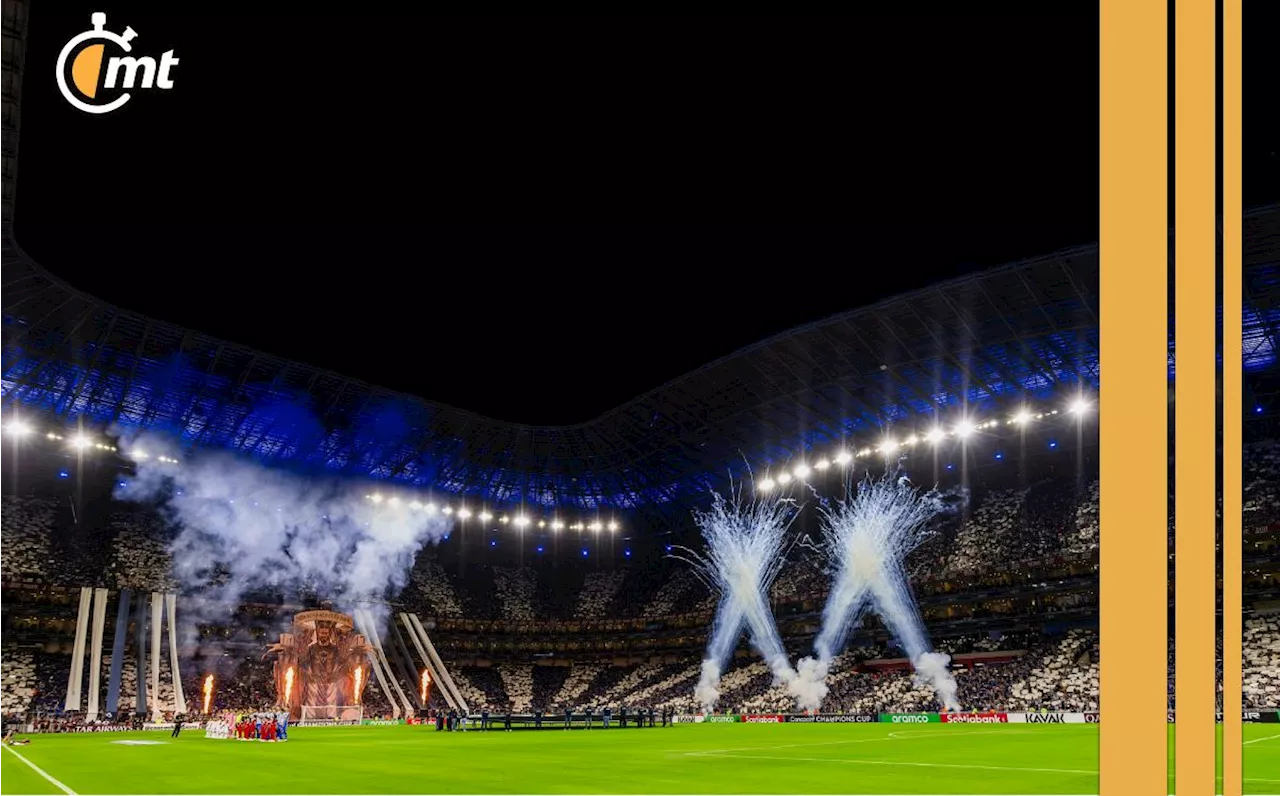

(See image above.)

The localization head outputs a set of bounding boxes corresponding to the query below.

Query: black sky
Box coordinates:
[10,8,1274,424]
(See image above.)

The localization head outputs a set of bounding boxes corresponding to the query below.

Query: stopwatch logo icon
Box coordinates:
[56,12,178,115]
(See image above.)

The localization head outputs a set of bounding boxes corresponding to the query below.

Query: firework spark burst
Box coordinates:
[791,469,960,712]
[672,478,800,713]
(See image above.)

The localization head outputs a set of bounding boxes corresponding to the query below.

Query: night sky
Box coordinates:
[10,7,1275,425]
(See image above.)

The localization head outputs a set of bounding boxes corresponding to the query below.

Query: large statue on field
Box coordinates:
[264,608,371,721]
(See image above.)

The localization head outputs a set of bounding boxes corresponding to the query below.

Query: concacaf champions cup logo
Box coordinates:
[265,610,372,721]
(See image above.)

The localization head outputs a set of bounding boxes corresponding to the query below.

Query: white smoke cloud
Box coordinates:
[115,432,453,646]
[789,655,829,712]
[694,659,722,714]
[912,651,960,712]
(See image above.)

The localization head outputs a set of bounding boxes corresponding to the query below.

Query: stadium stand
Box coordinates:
[4,0,1278,736]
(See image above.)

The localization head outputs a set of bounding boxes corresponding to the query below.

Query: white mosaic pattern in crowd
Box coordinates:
[943,489,1027,576]
[548,663,604,708]
[107,513,178,593]
[448,669,490,712]
[619,662,701,709]
[1007,630,1098,711]
[497,665,534,713]
[492,567,539,621]
[1244,616,1280,709]
[593,662,663,706]
[1,498,57,581]
[1065,481,1100,556]
[1244,441,1280,530]
[0,651,36,714]
[409,559,465,618]
[642,570,700,618]
[574,571,625,619]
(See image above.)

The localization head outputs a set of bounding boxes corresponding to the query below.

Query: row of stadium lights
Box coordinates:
[364,492,620,534]
[6,398,1095,527]
[757,396,1093,492]
[2,421,183,464]
[2,420,624,536]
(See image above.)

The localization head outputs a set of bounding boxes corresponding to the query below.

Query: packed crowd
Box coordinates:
[3,471,1114,623]
[3,439,1278,727]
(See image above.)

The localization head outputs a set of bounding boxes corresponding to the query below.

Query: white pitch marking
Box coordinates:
[692,751,1099,777]
[1243,732,1280,745]
[2,744,77,795]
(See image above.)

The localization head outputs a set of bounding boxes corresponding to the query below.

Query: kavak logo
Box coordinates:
[56,12,178,114]
[1025,713,1066,723]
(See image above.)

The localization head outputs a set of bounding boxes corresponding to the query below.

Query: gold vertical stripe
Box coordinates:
[1221,0,1243,791]
[1174,0,1218,791]
[1100,0,1169,792]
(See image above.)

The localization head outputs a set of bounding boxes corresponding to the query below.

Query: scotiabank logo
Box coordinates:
[56,12,178,114]
[941,713,1008,723]
[743,715,784,723]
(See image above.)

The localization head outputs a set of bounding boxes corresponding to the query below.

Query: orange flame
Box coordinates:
[202,674,214,714]
[353,666,363,702]
[284,666,295,704]
[420,668,431,702]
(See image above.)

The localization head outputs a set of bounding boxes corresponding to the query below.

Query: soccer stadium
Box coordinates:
[3,9,1280,796]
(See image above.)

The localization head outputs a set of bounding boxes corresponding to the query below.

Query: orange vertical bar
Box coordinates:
[1174,0,1218,791]
[1099,0,1168,793]
[1221,0,1243,790]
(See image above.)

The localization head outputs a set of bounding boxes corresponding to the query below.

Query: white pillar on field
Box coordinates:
[85,587,109,719]
[65,587,94,710]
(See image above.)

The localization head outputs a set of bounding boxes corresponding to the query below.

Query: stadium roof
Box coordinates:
[3,7,1278,518]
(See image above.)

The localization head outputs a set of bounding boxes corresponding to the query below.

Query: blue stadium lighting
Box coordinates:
[995,452,1003,460]
[582,549,589,557]
[58,470,69,478]
[946,464,954,470]
[624,549,632,557]
[536,546,544,553]
[665,545,673,553]
[1258,406,1265,414]
[118,481,127,488]
[1049,440,1058,449]
[490,540,497,547]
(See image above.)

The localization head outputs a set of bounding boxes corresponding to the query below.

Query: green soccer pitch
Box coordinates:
[2,723,1279,795]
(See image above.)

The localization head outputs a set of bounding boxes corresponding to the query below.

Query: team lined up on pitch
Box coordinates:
[203,711,290,742]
